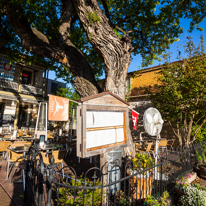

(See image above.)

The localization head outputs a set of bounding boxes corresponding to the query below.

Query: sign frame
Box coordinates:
[76,92,130,158]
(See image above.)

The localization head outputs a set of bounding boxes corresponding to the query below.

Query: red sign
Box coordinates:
[4,63,12,71]
[48,95,69,121]
[23,73,29,77]
[132,110,139,130]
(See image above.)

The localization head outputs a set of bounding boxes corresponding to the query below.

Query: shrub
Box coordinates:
[181,186,206,206]
[144,191,170,206]
[56,176,103,205]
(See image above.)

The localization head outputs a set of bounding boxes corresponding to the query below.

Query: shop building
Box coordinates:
[0,50,47,132]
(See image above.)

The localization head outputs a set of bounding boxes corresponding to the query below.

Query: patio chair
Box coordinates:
[47,133,55,143]
[42,150,66,176]
[0,141,11,160]
[6,150,26,188]
[158,139,168,152]
[136,142,153,153]
[17,129,24,137]
[167,139,175,150]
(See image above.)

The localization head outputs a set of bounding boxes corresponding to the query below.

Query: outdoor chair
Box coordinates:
[24,129,33,138]
[6,149,26,190]
[17,129,24,137]
[47,133,55,143]
[167,139,175,150]
[136,142,153,153]
[0,141,11,160]
[42,150,66,176]
[158,139,168,152]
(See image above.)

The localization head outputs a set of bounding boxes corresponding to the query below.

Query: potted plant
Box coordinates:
[175,173,206,206]
[175,175,190,205]
[129,152,155,200]
[196,150,206,179]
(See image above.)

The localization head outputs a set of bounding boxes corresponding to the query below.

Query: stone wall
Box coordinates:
[129,97,180,148]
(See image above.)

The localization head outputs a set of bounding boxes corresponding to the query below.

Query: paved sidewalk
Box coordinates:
[0,185,16,206]
[0,159,24,206]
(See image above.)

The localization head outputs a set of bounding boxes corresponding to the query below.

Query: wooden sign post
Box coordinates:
[76,92,130,196]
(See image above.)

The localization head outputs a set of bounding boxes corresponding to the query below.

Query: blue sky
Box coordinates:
[49,18,206,83]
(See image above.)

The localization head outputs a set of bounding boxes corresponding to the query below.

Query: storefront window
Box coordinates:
[22,70,32,84]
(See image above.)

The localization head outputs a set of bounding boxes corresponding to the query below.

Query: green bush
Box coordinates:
[144,191,170,206]
[56,176,103,205]
[192,124,206,143]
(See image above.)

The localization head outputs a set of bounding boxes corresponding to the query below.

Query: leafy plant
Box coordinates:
[180,186,206,206]
[56,176,103,205]
[196,150,206,166]
[144,191,170,206]
[175,173,206,206]
[131,152,155,170]
[192,124,206,143]
[192,183,206,192]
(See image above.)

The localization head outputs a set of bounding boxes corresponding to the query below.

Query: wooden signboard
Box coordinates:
[77,92,130,158]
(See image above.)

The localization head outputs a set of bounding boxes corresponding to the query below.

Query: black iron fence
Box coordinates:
[23,142,202,206]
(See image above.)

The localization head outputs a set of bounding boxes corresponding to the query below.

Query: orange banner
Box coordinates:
[48,95,69,121]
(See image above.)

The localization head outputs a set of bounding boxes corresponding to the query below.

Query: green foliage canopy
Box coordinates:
[1,0,205,85]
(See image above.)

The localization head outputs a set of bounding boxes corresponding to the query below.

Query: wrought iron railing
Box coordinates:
[24,143,201,206]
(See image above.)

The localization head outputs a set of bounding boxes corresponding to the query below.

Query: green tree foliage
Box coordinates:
[149,36,206,147]
[1,0,205,83]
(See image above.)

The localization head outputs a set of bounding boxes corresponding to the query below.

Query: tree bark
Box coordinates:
[72,0,133,99]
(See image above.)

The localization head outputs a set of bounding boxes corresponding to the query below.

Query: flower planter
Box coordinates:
[175,186,185,205]
[127,169,154,201]
[199,165,206,180]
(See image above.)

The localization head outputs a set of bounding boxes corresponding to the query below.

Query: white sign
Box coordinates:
[86,110,125,150]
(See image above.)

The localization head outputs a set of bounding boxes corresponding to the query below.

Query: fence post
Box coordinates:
[46,155,56,206]
[160,157,163,196]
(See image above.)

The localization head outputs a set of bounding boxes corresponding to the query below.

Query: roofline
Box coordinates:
[128,54,206,76]
[77,91,130,106]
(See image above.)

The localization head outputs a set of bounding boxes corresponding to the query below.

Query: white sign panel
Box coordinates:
[86,111,124,128]
[86,111,125,150]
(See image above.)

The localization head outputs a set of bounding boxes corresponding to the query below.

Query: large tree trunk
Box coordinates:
[72,0,133,99]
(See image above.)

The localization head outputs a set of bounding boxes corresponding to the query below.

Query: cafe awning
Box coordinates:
[0,91,43,103]
[0,91,17,101]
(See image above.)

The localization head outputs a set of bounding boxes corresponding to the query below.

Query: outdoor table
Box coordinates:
[1,138,18,142]
[1,133,12,136]
[8,145,30,158]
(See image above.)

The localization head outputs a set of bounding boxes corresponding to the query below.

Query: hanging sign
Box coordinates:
[48,95,69,121]
[132,110,139,130]
[0,58,16,81]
